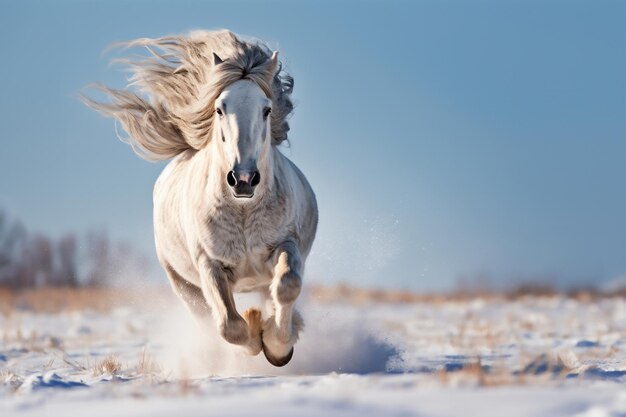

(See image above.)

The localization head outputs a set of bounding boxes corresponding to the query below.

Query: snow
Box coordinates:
[1,292,626,416]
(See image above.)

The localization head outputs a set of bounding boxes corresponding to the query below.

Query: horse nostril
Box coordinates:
[226,171,237,187]
[250,171,261,187]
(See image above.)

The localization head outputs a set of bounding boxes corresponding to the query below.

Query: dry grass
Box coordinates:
[136,348,161,376]
[0,283,621,315]
[308,283,626,305]
[94,356,122,376]
[432,350,588,388]
[0,370,23,392]
[0,286,172,314]
[437,360,495,387]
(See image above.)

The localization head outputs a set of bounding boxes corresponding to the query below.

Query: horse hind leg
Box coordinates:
[165,264,212,323]
[241,307,263,356]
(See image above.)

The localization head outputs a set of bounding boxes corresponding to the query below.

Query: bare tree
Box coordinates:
[55,234,78,287]
[0,209,151,289]
[0,212,29,289]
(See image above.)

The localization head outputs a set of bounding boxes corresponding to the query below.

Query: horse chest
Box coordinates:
[205,208,275,269]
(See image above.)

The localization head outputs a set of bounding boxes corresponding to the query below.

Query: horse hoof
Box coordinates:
[262,343,294,367]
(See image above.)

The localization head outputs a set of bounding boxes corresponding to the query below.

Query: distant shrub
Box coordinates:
[0,209,149,289]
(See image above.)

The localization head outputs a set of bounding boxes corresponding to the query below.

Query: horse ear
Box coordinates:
[267,51,279,76]
[213,53,224,66]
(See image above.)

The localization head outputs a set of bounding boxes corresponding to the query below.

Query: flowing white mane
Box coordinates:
[83,30,294,160]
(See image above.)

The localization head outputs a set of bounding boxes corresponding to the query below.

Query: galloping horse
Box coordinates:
[84,30,318,366]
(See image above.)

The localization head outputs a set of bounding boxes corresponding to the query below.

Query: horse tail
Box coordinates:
[81,84,192,161]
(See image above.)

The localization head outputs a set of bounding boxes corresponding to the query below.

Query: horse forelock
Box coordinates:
[179,47,278,145]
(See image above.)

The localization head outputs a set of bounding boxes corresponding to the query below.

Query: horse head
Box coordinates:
[212,52,279,199]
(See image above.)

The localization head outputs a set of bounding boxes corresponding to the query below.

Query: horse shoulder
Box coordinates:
[274,152,319,256]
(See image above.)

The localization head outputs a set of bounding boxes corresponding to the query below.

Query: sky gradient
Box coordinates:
[1,0,625,291]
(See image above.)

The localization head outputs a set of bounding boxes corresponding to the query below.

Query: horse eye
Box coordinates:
[216,108,223,116]
[263,107,272,120]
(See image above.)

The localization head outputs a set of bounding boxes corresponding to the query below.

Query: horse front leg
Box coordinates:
[197,256,263,356]
[262,241,305,367]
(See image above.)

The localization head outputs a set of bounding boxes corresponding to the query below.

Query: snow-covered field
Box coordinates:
[1,289,626,416]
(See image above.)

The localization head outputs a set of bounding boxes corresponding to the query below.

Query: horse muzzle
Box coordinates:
[226,169,261,198]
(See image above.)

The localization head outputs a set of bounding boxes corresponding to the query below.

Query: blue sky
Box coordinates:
[1,0,625,291]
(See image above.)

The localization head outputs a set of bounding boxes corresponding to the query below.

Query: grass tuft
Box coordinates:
[94,356,122,376]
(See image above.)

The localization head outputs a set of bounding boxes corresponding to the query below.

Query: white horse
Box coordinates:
[84,30,318,366]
